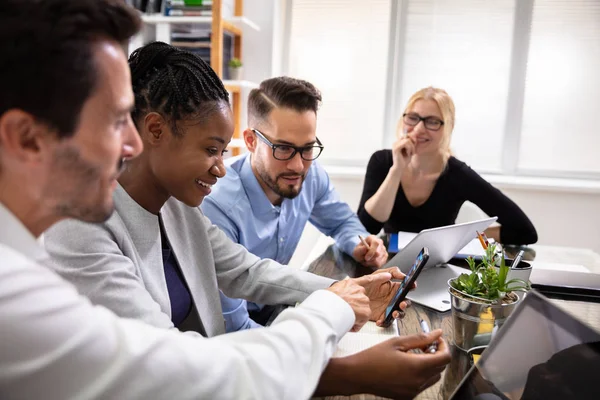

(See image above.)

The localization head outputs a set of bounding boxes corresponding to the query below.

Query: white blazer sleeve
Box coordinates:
[204,214,336,303]
[0,246,354,400]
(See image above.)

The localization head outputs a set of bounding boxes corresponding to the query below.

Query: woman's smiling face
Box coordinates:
[148,101,234,207]
[403,99,445,155]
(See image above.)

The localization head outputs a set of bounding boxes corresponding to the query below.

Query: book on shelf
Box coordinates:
[170,29,234,77]
[171,41,211,48]
[166,9,213,16]
[167,0,212,6]
[168,0,212,4]
[164,0,213,16]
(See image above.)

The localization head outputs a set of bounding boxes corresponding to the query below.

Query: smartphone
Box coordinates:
[382,247,429,327]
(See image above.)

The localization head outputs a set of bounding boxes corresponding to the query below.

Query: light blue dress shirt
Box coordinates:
[201,153,369,332]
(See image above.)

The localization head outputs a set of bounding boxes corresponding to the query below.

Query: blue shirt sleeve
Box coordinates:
[200,197,239,243]
[308,164,368,257]
[219,291,262,332]
[200,201,260,332]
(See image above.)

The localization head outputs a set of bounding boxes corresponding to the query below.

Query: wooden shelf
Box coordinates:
[226,17,261,32]
[138,1,252,156]
[140,14,260,34]
[223,80,260,93]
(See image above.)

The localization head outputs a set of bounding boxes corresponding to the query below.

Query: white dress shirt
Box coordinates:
[0,202,354,400]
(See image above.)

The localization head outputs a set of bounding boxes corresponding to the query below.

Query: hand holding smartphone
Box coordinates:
[382,247,429,327]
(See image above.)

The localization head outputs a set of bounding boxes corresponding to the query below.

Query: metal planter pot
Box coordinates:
[448,279,521,351]
[228,66,243,81]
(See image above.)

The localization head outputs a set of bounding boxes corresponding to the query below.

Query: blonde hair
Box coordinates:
[397,87,456,161]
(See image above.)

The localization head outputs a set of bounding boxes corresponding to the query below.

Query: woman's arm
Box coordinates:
[458,163,538,245]
[358,150,402,234]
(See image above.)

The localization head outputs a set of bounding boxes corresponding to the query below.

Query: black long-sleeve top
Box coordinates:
[357,150,538,245]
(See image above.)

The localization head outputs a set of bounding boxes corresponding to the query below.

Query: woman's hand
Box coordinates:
[391,134,415,173]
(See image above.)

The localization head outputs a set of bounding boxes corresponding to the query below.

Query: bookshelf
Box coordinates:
[132,0,260,154]
[140,15,260,32]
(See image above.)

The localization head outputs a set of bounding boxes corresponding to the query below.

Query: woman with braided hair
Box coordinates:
[46,40,258,333]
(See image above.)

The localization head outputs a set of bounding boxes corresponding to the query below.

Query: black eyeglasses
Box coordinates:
[403,113,444,131]
[252,129,324,161]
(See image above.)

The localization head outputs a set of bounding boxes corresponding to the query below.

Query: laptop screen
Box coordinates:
[450,291,600,400]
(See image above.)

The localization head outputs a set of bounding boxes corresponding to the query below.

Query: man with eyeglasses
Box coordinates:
[201,76,389,331]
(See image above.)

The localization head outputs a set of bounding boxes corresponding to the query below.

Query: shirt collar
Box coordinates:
[239,154,281,216]
[0,201,50,263]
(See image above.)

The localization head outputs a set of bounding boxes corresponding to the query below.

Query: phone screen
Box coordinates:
[383,248,429,324]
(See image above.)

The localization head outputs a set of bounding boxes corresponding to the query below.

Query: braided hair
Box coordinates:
[128,41,229,136]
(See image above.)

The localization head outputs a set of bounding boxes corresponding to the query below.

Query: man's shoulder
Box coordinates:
[302,161,334,198]
[205,157,248,215]
[0,243,36,268]
[306,161,330,184]
[0,243,64,289]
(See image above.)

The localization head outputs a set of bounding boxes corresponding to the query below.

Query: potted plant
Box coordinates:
[228,58,243,80]
[448,244,530,351]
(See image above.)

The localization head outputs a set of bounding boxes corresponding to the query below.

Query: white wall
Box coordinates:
[501,188,600,252]
[241,1,600,257]
[233,0,282,132]
[242,0,276,83]
[326,170,600,255]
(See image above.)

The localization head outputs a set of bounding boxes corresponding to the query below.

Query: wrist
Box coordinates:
[315,356,364,396]
[389,165,403,179]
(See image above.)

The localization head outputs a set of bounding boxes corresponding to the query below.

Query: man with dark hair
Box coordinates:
[0,2,425,399]
[202,77,389,329]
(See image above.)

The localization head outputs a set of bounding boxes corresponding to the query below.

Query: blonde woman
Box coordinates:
[357,87,537,245]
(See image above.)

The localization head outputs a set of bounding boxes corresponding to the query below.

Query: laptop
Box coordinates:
[530,269,600,303]
[384,217,497,271]
[450,290,600,399]
[384,217,497,312]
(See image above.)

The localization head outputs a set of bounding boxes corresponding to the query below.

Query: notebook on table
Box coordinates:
[384,217,497,312]
[450,290,600,399]
[333,321,398,358]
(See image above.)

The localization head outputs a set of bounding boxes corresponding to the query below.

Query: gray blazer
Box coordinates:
[44,185,333,337]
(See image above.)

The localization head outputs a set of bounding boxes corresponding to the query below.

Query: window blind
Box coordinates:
[288,0,392,164]
[518,0,600,174]
[398,0,515,172]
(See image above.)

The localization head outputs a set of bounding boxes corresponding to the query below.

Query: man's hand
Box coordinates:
[349,330,451,399]
[357,267,416,324]
[352,235,388,269]
[328,272,392,331]
[316,330,451,399]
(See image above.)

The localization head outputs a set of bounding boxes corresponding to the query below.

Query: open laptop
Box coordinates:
[384,217,497,271]
[450,290,600,399]
[384,217,497,312]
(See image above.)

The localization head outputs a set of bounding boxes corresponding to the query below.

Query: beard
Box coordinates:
[44,145,119,223]
[256,163,306,200]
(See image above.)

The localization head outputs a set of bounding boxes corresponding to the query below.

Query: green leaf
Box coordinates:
[450,242,530,302]
[498,253,509,288]
[466,257,477,272]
